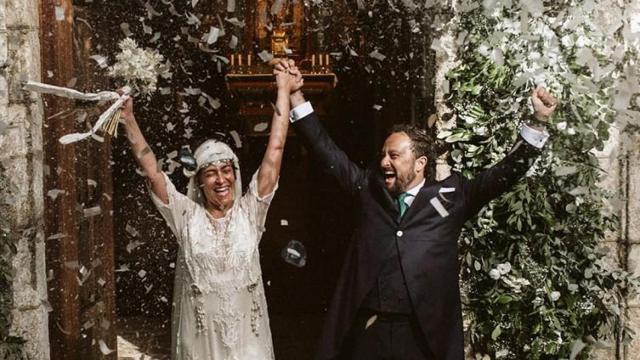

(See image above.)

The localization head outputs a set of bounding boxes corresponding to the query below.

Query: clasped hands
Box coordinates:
[273,59,303,94]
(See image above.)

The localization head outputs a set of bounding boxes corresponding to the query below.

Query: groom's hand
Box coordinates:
[531,86,557,122]
[272,59,306,107]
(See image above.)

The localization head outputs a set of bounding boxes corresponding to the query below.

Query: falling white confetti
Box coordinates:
[120,23,133,37]
[55,6,65,21]
[369,50,386,61]
[115,264,130,272]
[430,197,449,218]
[89,55,109,69]
[227,0,236,12]
[202,92,221,109]
[125,223,139,237]
[47,233,67,240]
[126,240,144,253]
[253,122,269,132]
[47,189,66,201]
[150,32,162,43]
[145,1,162,19]
[271,0,285,14]
[373,104,382,110]
[83,206,102,218]
[224,17,245,27]
[229,130,242,148]
[287,248,302,258]
[98,340,115,355]
[229,35,238,49]
[142,22,153,35]
[257,50,274,63]
[205,26,220,44]
[186,12,201,26]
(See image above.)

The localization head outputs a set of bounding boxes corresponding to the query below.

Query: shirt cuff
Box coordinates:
[289,101,314,123]
[520,123,549,149]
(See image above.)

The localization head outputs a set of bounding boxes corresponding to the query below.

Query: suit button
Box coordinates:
[396,230,403,237]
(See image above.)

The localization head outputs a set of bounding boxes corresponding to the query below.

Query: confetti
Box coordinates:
[229,130,242,148]
[125,223,139,237]
[229,35,238,49]
[55,6,65,21]
[98,340,115,355]
[430,197,449,218]
[120,22,132,37]
[89,55,109,69]
[281,240,307,267]
[47,233,67,240]
[253,122,269,132]
[368,50,386,61]
[83,206,102,218]
[207,27,220,44]
[365,315,377,329]
[224,17,245,27]
[47,189,66,201]
[257,50,274,63]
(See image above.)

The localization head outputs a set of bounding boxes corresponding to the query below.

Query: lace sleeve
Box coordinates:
[147,172,197,244]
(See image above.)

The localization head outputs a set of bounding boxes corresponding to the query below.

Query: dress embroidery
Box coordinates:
[149,170,276,360]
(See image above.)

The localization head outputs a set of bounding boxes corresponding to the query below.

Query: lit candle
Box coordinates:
[248,54,252,67]
[239,54,243,66]
[311,54,315,67]
[319,53,323,67]
[326,54,330,67]
[231,54,235,67]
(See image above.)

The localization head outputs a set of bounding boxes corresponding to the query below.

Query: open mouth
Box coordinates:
[214,186,230,197]
[383,170,396,186]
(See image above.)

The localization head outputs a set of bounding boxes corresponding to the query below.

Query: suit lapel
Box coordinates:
[400,182,437,224]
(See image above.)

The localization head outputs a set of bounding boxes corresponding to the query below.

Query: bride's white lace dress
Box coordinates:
[149,170,276,360]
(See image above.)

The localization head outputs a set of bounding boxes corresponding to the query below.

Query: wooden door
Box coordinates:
[41,1,117,358]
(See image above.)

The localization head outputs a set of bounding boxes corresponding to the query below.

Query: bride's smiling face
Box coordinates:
[198,161,236,210]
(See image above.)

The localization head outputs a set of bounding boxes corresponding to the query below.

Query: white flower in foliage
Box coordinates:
[489,269,501,280]
[550,291,561,302]
[497,262,512,275]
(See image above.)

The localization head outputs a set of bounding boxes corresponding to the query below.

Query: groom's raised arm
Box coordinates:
[289,91,365,194]
[461,86,557,218]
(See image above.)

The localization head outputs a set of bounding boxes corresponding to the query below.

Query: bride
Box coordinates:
[120,63,302,359]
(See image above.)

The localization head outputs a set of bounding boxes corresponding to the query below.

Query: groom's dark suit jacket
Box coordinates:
[292,111,543,360]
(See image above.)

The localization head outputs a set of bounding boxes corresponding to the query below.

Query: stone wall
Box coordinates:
[622,129,640,360]
[0,0,49,359]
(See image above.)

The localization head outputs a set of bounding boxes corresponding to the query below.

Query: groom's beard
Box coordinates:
[388,168,417,197]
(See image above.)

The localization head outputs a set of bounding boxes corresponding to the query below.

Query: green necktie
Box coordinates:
[397,192,409,217]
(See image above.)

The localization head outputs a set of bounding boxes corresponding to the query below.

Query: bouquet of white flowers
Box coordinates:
[24,38,170,143]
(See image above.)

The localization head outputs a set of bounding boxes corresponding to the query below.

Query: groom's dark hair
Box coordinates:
[388,124,435,161]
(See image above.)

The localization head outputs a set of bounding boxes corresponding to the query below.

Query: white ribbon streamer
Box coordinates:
[24,81,120,102]
[24,81,130,144]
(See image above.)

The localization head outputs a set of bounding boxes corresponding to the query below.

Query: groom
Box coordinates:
[275,60,556,360]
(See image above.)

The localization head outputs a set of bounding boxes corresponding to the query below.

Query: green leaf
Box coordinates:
[491,325,502,340]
